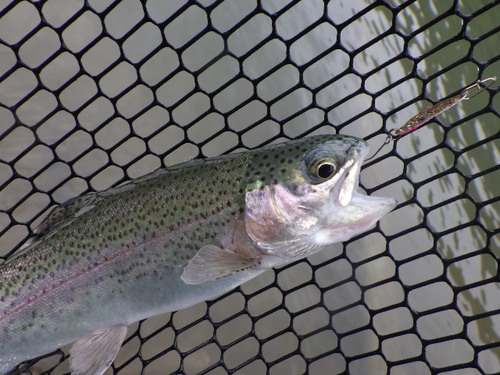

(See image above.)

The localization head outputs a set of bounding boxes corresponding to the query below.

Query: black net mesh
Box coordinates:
[0,0,499,374]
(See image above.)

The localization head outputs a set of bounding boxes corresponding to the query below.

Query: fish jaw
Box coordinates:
[309,140,397,245]
[312,192,397,246]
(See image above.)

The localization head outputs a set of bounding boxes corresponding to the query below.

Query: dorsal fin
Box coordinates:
[35,194,98,238]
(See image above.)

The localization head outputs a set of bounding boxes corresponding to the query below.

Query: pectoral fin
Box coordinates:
[181,245,261,285]
[257,237,320,260]
[69,325,128,375]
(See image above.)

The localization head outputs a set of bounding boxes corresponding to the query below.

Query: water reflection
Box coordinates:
[394,0,500,369]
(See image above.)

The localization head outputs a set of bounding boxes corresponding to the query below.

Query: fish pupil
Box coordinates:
[318,163,335,179]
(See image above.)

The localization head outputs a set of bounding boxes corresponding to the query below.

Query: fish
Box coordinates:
[0,134,396,375]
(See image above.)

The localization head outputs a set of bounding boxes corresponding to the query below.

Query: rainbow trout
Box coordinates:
[0,135,396,375]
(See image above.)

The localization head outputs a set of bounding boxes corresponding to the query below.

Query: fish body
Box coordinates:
[0,135,396,375]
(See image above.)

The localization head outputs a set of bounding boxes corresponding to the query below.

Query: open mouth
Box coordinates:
[324,142,366,208]
[325,141,397,224]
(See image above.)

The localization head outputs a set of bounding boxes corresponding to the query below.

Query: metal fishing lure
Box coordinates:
[366,77,497,160]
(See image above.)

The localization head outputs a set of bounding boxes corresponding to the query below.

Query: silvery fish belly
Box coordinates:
[0,135,396,375]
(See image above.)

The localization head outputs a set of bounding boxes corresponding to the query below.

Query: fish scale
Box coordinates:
[0,135,397,375]
[1,156,248,353]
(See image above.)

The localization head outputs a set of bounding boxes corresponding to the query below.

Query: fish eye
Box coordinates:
[317,162,336,179]
[303,149,339,183]
[306,159,337,181]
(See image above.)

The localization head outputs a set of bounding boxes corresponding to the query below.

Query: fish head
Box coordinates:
[244,135,397,259]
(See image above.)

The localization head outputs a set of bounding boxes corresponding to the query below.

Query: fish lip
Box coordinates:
[347,193,398,229]
[337,159,360,207]
[324,141,366,207]
[350,192,398,215]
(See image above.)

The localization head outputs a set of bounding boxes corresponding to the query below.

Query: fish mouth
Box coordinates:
[326,140,395,209]
[313,140,397,244]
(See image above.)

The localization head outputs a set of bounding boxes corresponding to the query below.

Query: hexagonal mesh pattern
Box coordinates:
[0,0,499,374]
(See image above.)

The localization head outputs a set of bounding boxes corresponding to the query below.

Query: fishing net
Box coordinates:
[0,0,499,374]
